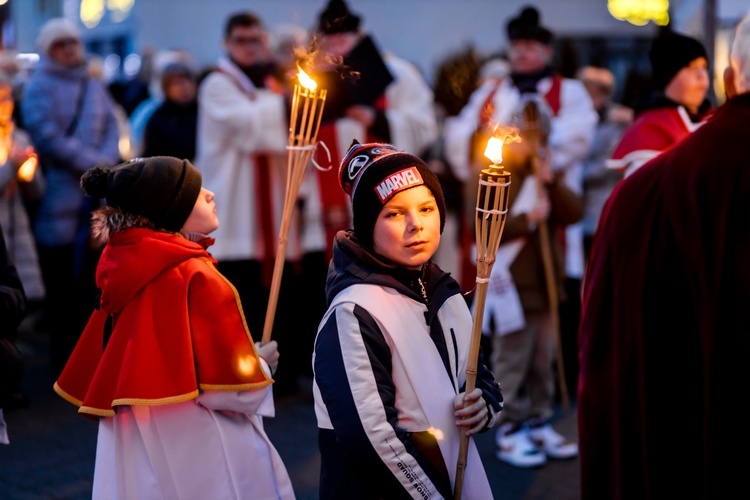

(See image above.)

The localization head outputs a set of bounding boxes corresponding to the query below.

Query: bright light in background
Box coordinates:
[16,53,40,68]
[107,0,135,23]
[0,0,8,6]
[103,53,120,80]
[80,0,134,27]
[608,0,670,27]
[80,0,105,28]
[123,53,141,78]
[713,29,731,104]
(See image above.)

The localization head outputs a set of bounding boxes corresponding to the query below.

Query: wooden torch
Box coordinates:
[454,135,511,499]
[261,66,327,345]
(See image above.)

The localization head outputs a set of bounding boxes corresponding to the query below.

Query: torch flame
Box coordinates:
[484,136,504,165]
[427,427,445,441]
[297,65,318,90]
[237,354,259,376]
[17,154,38,183]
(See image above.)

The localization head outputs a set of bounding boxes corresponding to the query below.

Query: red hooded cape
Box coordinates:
[54,229,271,418]
[608,106,699,172]
[578,93,750,498]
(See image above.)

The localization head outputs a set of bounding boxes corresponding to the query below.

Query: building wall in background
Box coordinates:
[5,0,749,105]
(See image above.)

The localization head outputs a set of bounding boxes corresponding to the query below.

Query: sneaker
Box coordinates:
[528,423,578,459]
[495,423,547,468]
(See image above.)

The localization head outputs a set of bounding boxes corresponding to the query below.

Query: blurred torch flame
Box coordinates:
[297,65,317,91]
[427,427,445,441]
[484,125,521,166]
[17,154,38,182]
[237,354,259,376]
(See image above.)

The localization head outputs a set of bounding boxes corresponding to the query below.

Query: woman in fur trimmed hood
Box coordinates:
[53,156,296,500]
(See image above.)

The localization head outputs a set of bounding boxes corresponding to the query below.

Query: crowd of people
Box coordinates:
[1,0,748,497]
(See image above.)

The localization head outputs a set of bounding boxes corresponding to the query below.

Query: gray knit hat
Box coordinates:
[36,18,81,56]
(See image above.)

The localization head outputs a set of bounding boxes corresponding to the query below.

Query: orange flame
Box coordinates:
[297,65,318,90]
[236,354,259,376]
[484,125,521,165]
[17,154,38,182]
[484,136,504,165]
[427,427,445,441]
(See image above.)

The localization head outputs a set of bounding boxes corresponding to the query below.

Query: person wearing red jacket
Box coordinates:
[579,12,750,499]
[607,31,712,178]
[53,156,294,499]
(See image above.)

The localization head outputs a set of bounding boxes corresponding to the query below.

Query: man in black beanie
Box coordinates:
[298,0,439,388]
[609,30,711,178]
[444,4,596,468]
[300,0,437,262]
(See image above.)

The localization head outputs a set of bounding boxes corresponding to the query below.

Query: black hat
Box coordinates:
[649,31,708,91]
[80,156,202,232]
[506,6,553,45]
[339,140,446,248]
[317,0,361,35]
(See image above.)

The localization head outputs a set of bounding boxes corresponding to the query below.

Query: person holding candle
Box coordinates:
[312,141,503,498]
[578,11,750,498]
[195,11,306,395]
[0,71,45,316]
[444,5,594,468]
[607,30,712,178]
[54,156,294,499]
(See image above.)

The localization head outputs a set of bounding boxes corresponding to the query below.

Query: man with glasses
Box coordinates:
[195,11,305,396]
[21,17,121,375]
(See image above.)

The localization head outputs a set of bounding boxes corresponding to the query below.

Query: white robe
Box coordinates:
[92,378,295,500]
[195,57,299,263]
[444,73,597,279]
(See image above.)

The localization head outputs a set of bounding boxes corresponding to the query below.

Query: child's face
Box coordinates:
[665,57,709,113]
[182,187,219,234]
[372,185,441,270]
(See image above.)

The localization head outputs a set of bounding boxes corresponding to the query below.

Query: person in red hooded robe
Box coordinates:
[607,31,712,178]
[578,12,750,499]
[53,156,294,499]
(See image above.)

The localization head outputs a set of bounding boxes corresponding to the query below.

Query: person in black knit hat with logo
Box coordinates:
[53,156,294,499]
[298,1,439,367]
[312,141,503,498]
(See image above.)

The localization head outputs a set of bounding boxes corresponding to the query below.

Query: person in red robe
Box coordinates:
[607,31,712,178]
[578,12,750,499]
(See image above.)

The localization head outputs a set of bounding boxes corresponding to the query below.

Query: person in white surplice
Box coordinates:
[54,156,295,499]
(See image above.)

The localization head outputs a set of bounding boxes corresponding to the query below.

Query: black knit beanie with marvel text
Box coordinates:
[339,141,446,248]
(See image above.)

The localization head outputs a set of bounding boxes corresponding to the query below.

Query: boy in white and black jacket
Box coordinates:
[313,141,503,499]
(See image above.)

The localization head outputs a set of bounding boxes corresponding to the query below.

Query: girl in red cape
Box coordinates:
[53,156,295,499]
